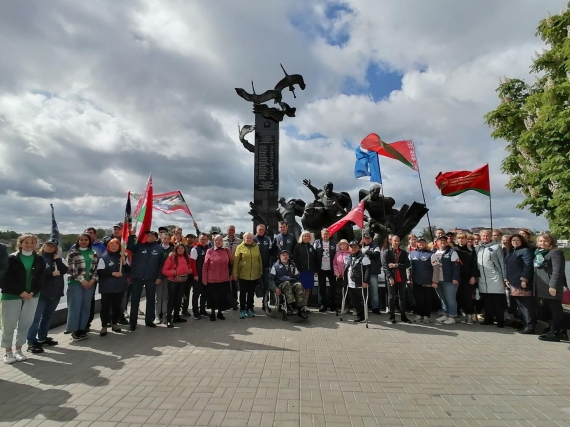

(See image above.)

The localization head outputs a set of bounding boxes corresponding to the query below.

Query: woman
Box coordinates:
[519,228,535,247]
[431,236,461,325]
[472,234,481,246]
[202,235,233,321]
[476,229,507,328]
[454,233,478,325]
[162,243,192,328]
[97,239,129,336]
[382,235,411,324]
[292,231,316,304]
[232,232,262,319]
[27,238,68,353]
[505,234,535,334]
[408,234,418,252]
[67,233,99,341]
[334,239,351,313]
[534,233,567,342]
[409,238,434,323]
[155,232,174,324]
[1,234,45,364]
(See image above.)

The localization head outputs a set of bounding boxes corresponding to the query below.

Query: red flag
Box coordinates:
[360,133,418,171]
[435,164,490,197]
[121,192,132,246]
[137,175,153,243]
[327,201,365,237]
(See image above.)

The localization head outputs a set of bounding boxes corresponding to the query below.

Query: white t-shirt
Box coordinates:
[321,241,331,270]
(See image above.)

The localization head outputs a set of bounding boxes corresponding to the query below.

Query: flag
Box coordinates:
[360,133,418,171]
[327,201,365,237]
[131,191,194,218]
[136,175,153,243]
[435,164,491,197]
[133,174,151,222]
[354,146,382,183]
[122,192,132,245]
[49,204,60,243]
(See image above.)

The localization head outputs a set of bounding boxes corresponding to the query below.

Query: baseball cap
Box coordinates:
[146,230,159,238]
[348,241,359,247]
[280,249,290,255]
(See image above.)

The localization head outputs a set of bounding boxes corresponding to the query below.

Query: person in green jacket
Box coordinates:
[232,232,262,319]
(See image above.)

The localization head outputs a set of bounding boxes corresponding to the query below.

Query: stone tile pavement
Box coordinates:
[2,300,570,427]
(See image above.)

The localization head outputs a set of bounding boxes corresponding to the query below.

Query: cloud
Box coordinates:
[0,0,564,236]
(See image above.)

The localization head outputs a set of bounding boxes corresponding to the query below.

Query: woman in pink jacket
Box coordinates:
[202,235,233,321]
[333,239,350,279]
[161,244,193,328]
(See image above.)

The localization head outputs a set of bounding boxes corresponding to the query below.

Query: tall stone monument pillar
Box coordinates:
[235,64,306,234]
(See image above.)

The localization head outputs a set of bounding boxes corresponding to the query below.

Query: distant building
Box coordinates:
[500,228,519,235]
[471,227,486,234]
[448,228,472,234]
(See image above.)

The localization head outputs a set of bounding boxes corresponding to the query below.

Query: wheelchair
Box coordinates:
[263,287,309,321]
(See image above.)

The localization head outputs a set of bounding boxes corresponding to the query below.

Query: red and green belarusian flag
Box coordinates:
[435,164,491,197]
[133,174,153,242]
[360,133,418,171]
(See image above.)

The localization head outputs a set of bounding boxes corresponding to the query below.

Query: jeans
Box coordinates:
[435,281,459,317]
[413,284,434,318]
[239,279,258,311]
[167,281,185,323]
[515,296,536,328]
[155,282,168,318]
[100,292,124,326]
[27,297,61,344]
[368,274,379,309]
[130,279,156,326]
[2,298,39,348]
[66,284,96,332]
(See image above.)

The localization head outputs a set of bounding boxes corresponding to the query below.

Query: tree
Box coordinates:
[485,6,570,237]
[209,226,222,236]
[419,226,437,241]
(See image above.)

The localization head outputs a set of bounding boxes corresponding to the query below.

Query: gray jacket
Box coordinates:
[534,249,567,300]
[476,242,506,294]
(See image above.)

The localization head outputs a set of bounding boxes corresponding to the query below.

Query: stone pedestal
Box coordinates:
[253,114,279,233]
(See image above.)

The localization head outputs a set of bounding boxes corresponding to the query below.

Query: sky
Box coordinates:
[0,0,565,236]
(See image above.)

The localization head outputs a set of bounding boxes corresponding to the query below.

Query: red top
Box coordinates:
[162,254,193,282]
[202,247,233,284]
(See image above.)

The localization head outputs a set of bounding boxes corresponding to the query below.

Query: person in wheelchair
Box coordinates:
[269,250,309,320]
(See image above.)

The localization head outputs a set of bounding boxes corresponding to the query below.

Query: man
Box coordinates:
[223,225,242,307]
[303,179,352,220]
[446,232,456,247]
[409,238,435,323]
[454,233,479,325]
[85,227,106,255]
[269,250,309,319]
[428,228,447,251]
[273,221,296,258]
[171,227,187,245]
[158,226,169,236]
[189,233,210,319]
[382,235,412,324]
[361,233,381,314]
[254,224,273,301]
[314,228,337,312]
[343,241,371,323]
[127,230,164,330]
[156,232,174,324]
[102,223,124,246]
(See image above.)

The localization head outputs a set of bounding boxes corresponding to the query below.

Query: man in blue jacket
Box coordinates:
[409,238,435,323]
[127,230,164,330]
[254,224,273,302]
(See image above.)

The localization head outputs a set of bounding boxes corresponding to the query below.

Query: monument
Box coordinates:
[236,65,306,233]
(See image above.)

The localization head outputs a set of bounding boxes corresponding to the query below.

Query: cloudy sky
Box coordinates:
[0,0,564,236]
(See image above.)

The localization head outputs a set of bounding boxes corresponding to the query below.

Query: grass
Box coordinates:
[561,248,570,258]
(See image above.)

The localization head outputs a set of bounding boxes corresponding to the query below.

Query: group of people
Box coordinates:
[0,220,566,365]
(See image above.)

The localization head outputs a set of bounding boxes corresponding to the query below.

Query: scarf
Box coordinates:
[534,248,549,268]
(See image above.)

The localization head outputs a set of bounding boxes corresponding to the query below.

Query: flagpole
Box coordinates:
[411,141,434,241]
[488,163,493,230]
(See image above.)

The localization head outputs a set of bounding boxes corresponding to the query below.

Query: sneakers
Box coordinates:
[27,343,44,353]
[413,315,423,323]
[298,308,309,320]
[155,316,163,325]
[422,317,430,324]
[193,313,201,320]
[240,310,246,319]
[4,353,16,364]
[465,317,473,325]
[166,322,174,328]
[14,350,28,362]
[71,332,88,341]
[217,312,226,320]
[38,337,58,346]
[246,310,255,318]
[442,317,456,325]
[199,310,209,317]
[181,310,191,317]
[436,315,448,323]
[173,318,187,323]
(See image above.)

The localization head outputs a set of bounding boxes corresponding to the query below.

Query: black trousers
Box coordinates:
[239,279,258,311]
[208,281,227,313]
[100,292,124,326]
[482,293,506,326]
[317,269,337,309]
[457,280,475,316]
[542,298,564,335]
[167,281,185,323]
[388,281,407,315]
[349,287,367,316]
[230,279,238,303]
[181,281,192,313]
[378,286,387,311]
[413,283,434,318]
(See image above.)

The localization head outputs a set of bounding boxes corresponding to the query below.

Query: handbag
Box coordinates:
[562,287,570,305]
[177,275,189,282]
[255,280,264,298]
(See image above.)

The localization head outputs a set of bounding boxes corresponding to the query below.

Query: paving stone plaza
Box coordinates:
[1,299,570,427]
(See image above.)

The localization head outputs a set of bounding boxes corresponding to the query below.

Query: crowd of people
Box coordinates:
[0,221,567,364]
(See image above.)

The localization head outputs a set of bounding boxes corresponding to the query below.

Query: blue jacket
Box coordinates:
[505,247,533,289]
[432,247,461,283]
[40,253,68,299]
[409,249,433,285]
[127,236,164,281]
[254,234,272,268]
[273,232,297,257]
[98,251,130,294]
[269,259,300,290]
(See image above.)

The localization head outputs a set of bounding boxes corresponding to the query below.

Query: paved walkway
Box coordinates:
[1,301,570,427]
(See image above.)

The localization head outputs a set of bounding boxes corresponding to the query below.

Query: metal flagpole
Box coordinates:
[411,141,434,242]
[487,163,493,230]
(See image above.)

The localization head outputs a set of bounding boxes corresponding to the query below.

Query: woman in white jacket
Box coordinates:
[476,229,507,328]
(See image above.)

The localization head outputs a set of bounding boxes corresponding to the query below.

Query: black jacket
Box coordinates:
[254,234,272,268]
[343,251,371,288]
[98,251,130,294]
[454,244,479,281]
[362,243,381,274]
[40,253,68,299]
[534,249,567,300]
[382,247,410,282]
[0,243,8,281]
[127,236,164,281]
[505,247,533,289]
[0,251,46,297]
[292,242,317,272]
[313,239,337,271]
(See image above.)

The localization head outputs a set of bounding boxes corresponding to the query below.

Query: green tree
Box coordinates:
[485,6,570,237]
[419,226,437,241]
